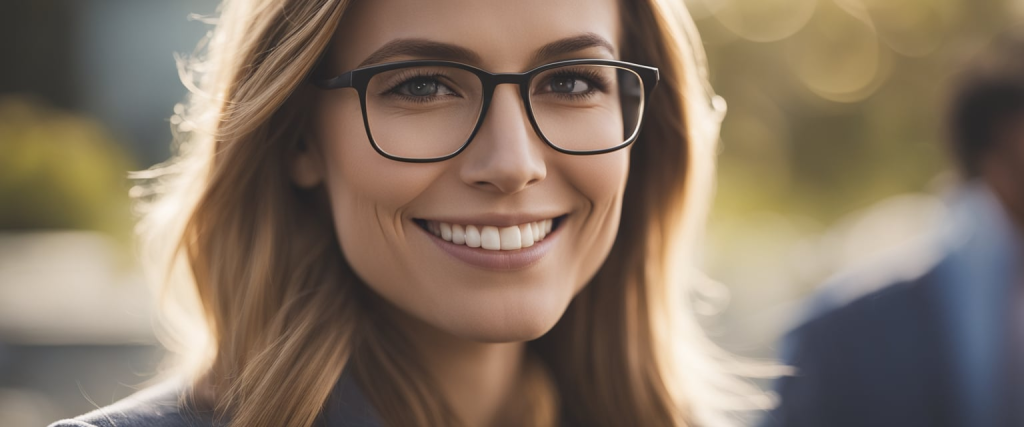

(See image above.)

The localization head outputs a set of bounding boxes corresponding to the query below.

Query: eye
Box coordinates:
[394,77,457,97]
[547,76,591,94]
[534,68,609,99]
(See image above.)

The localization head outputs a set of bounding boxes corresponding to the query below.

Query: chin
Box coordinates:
[448,318,558,344]
[436,292,572,343]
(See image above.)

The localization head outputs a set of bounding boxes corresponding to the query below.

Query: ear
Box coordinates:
[287,136,326,188]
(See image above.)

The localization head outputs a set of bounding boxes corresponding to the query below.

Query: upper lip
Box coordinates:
[414,213,567,228]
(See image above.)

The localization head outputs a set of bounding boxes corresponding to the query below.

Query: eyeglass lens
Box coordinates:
[363,64,645,160]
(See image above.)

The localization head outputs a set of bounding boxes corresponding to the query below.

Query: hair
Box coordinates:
[135,0,770,426]
[948,28,1024,178]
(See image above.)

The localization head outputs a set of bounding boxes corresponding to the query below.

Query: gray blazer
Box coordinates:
[48,371,382,427]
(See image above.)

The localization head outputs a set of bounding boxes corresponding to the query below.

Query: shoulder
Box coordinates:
[775,246,955,374]
[796,233,948,329]
[787,234,954,351]
[763,266,949,426]
[777,255,954,388]
[806,276,926,330]
[791,268,940,356]
[48,379,217,427]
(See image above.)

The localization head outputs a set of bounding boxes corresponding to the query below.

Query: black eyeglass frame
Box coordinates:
[312,59,660,163]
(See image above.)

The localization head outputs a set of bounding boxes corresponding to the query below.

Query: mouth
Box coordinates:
[413,215,568,251]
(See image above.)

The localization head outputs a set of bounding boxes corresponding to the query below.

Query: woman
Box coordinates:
[51,0,761,426]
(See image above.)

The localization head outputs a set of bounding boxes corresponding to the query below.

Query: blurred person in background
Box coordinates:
[47,0,767,426]
[762,29,1024,427]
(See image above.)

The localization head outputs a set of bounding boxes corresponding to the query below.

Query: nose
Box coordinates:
[458,84,547,194]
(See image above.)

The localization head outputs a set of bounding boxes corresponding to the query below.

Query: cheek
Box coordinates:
[560,148,631,210]
[558,149,631,290]
[315,92,454,229]
[316,93,435,210]
[313,93,440,276]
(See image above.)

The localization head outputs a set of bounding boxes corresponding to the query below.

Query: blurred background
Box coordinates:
[0,0,1022,425]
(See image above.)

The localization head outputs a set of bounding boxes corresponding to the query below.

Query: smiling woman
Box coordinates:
[49,0,758,426]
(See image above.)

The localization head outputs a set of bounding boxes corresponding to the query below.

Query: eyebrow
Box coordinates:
[531,33,616,64]
[355,33,616,69]
[357,39,481,68]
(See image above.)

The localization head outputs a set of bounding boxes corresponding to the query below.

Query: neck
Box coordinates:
[387,304,529,427]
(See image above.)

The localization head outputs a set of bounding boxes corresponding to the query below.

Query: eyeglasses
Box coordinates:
[313,59,659,163]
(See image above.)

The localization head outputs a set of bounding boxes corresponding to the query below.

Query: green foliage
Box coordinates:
[0,97,137,240]
[691,0,1019,223]
[691,1,1023,340]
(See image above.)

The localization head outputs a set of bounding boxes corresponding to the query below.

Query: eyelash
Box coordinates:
[540,68,610,99]
[379,71,458,103]
[377,67,611,102]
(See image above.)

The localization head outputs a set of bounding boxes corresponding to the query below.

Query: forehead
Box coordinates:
[329,0,622,72]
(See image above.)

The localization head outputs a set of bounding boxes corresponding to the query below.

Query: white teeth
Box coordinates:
[440,222,452,241]
[451,224,465,245]
[465,225,481,248]
[519,224,534,247]
[499,226,521,250]
[425,218,558,251]
[481,226,501,250]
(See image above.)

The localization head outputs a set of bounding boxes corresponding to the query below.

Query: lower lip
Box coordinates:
[418,220,563,271]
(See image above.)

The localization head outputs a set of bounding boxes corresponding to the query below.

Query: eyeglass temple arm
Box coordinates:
[312,71,354,89]
[645,68,659,96]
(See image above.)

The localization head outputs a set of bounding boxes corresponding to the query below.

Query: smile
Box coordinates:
[414,216,567,251]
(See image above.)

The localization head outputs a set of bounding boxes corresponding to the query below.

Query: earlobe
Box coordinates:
[288,138,326,188]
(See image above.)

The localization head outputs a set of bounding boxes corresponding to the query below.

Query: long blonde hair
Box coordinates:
[135,0,764,425]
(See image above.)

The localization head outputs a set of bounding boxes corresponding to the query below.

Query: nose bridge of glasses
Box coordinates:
[480,81,533,133]
[467,80,546,161]
[476,72,536,133]
[487,71,530,87]
[462,80,547,191]
[478,71,533,105]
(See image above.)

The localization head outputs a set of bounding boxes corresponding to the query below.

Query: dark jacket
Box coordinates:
[761,185,1022,427]
[48,371,382,427]
[761,272,960,427]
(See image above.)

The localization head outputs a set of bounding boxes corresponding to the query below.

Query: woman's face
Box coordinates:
[306,0,628,342]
